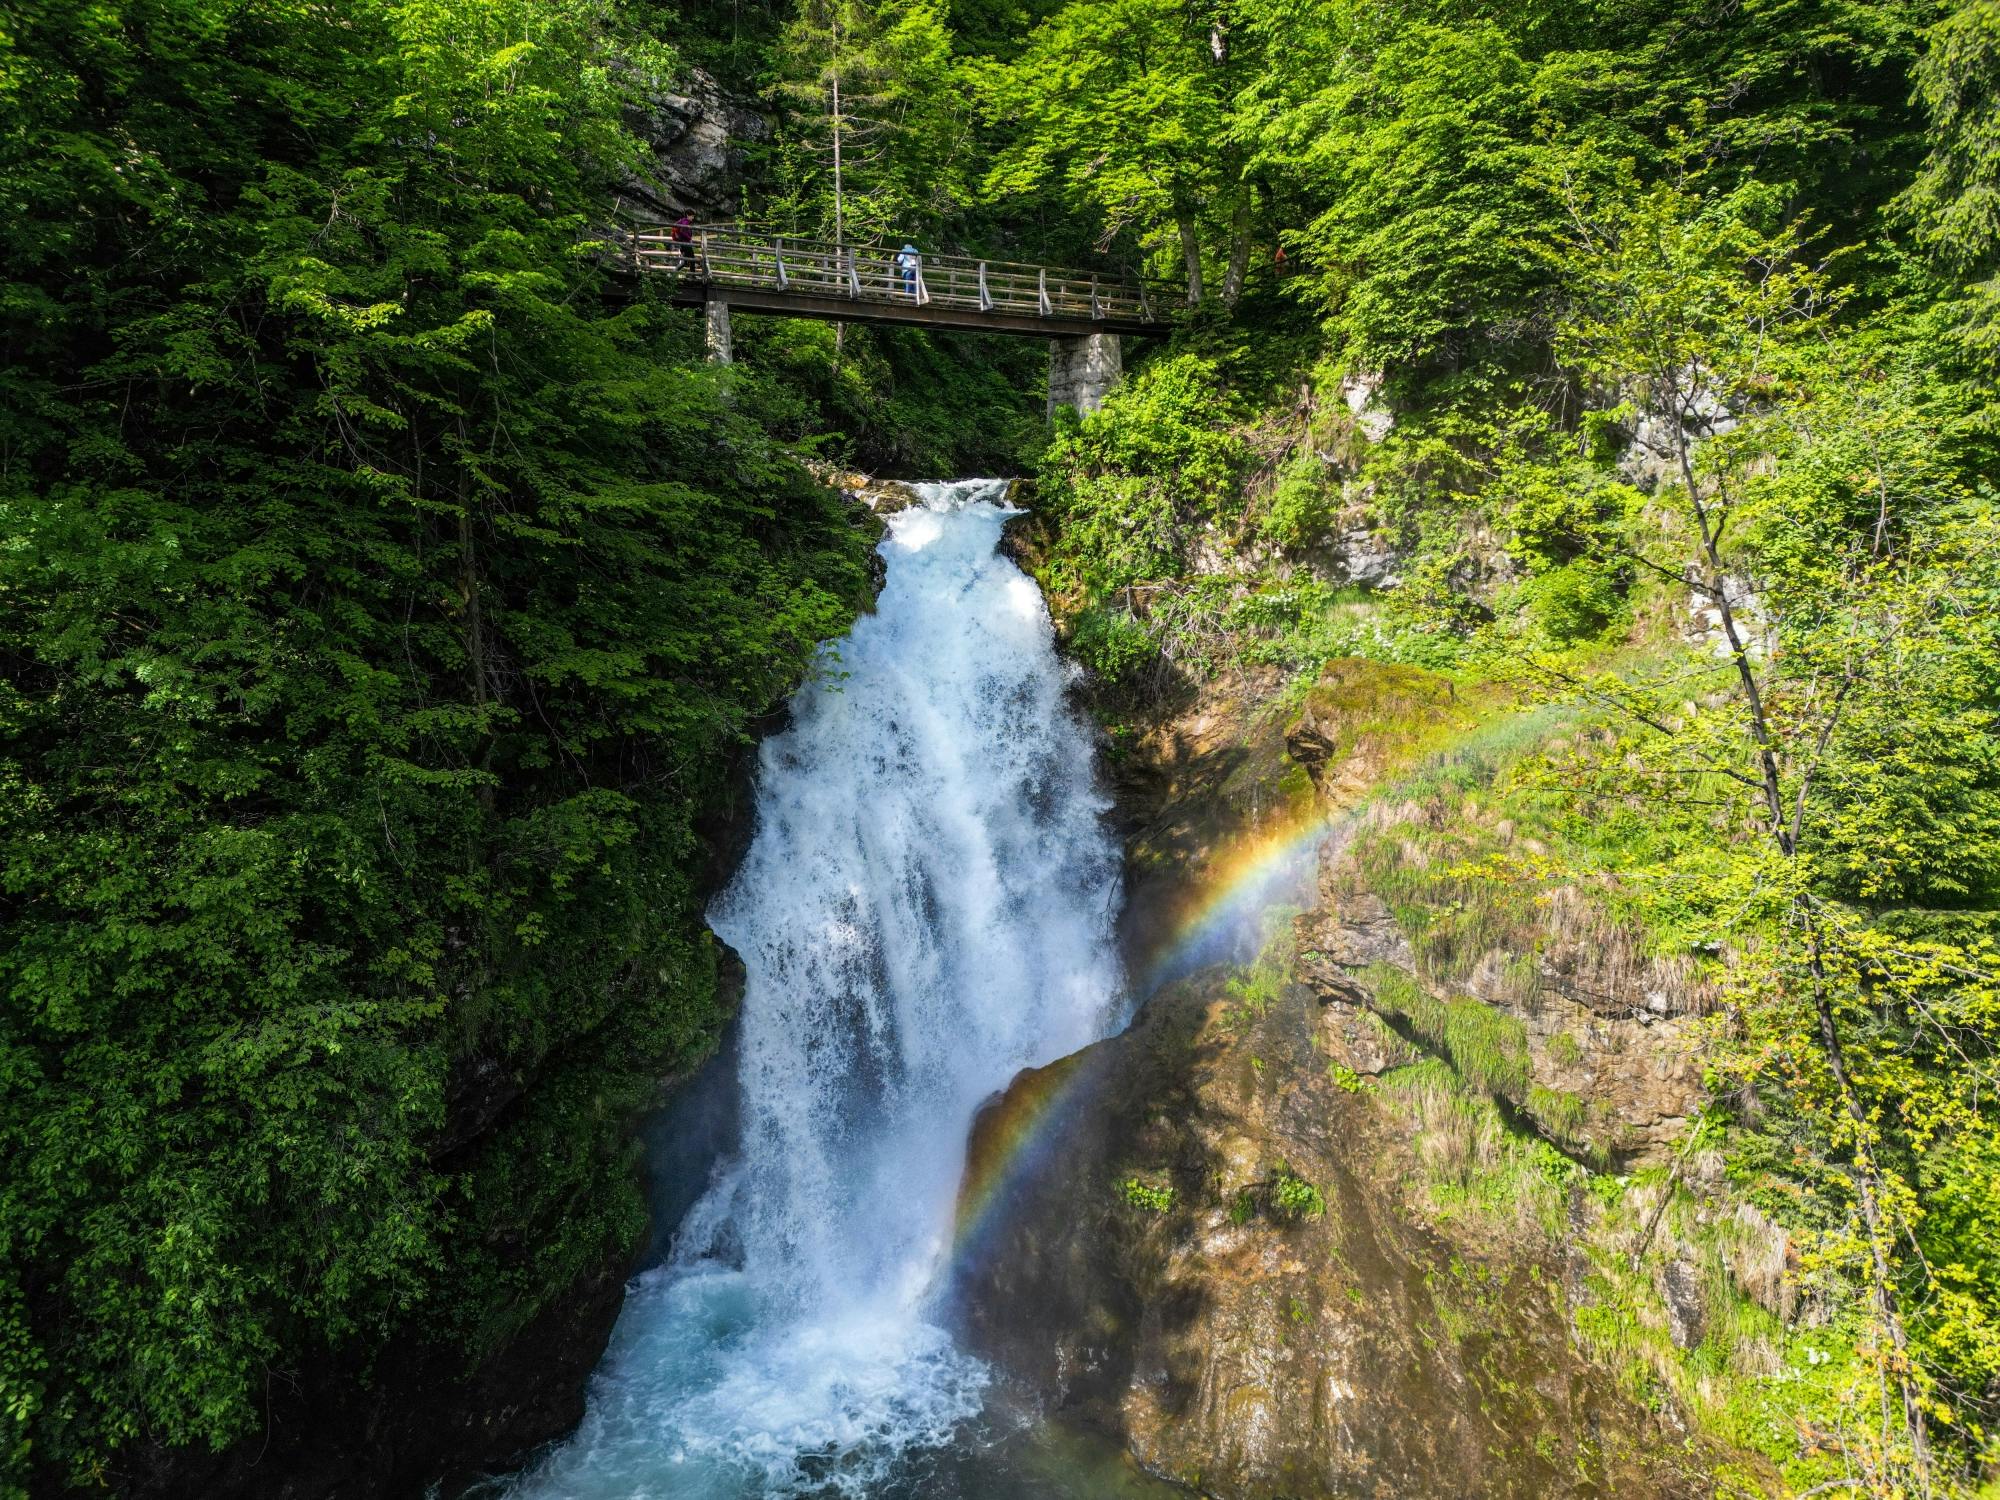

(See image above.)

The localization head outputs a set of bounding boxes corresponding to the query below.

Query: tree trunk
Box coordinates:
[831,45,844,359]
[1802,916,1928,1477]
[830,68,843,247]
[1219,191,1252,309]
[1668,397,1927,1486]
[1176,204,1203,307]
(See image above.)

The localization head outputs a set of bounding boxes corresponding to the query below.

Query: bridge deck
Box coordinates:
[627,225,1170,338]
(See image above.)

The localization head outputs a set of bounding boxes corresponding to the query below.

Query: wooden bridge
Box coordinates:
[626,223,1171,339]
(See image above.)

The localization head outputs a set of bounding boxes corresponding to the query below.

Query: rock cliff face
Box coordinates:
[950,655,1758,1497]
[1299,886,1706,1168]
[619,65,771,221]
[951,968,1713,1499]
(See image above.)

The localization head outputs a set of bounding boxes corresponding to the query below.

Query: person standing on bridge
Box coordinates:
[896,242,920,298]
[672,212,695,270]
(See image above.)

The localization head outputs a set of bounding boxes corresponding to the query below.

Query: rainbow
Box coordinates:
[1132,807,1341,998]
[948,805,1342,1263]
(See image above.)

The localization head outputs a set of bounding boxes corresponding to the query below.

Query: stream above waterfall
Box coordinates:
[495,480,1176,1499]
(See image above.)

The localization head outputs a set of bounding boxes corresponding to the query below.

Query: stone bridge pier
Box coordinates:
[705,296,733,363]
[1047,333,1122,420]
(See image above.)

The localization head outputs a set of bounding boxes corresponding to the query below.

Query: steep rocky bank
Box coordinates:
[950,652,1778,1497]
[952,967,1712,1499]
[618,64,769,220]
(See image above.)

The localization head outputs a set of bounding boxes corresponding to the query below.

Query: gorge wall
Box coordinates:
[950,650,1788,1498]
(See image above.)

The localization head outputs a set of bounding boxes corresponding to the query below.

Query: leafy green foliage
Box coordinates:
[1065,605,1157,686]
[1037,355,1248,595]
[975,0,1250,296]
[1248,14,1556,367]
[1257,454,1340,552]
[1903,0,2000,369]
[0,0,867,1486]
[1903,1,2000,282]
[769,0,971,236]
[1118,1176,1176,1213]
[1267,1166,1327,1221]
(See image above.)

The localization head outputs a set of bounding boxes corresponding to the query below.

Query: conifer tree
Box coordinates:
[770,0,966,243]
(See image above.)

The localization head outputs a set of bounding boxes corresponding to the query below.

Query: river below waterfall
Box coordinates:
[496,480,1178,1499]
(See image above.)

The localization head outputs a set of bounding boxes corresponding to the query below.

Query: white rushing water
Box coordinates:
[506,479,1125,1499]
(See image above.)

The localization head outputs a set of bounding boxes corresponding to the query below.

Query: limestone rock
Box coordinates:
[1683,573,1773,660]
[1299,891,1414,971]
[1299,897,1705,1167]
[617,65,770,220]
[850,477,926,515]
[1317,992,1415,1076]
[951,970,1718,1500]
[1321,519,1404,587]
[1618,386,1736,494]
[1660,1259,1707,1350]
[1339,370,1394,443]
[1048,332,1123,419]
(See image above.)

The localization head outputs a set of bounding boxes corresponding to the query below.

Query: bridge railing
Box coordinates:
[626,224,1163,326]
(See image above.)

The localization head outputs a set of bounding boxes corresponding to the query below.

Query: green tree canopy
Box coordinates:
[0,0,866,1487]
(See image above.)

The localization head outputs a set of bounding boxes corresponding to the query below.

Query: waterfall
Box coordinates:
[505,479,1125,1499]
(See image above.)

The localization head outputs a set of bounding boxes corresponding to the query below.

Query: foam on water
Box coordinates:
[504,479,1125,1499]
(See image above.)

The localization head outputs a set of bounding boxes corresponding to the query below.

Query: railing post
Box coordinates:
[773,235,788,291]
[698,228,711,281]
[1091,274,1101,320]
[846,246,861,298]
[914,257,930,306]
[1038,267,1052,317]
[978,262,993,312]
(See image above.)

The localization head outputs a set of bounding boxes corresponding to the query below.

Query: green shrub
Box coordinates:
[1119,1176,1177,1213]
[1260,453,1339,550]
[1036,355,1250,593]
[1514,558,1627,644]
[1328,1061,1371,1092]
[1270,1166,1328,1220]
[1067,605,1157,684]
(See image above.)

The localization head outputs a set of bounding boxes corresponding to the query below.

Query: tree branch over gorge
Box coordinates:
[1491,177,2000,1492]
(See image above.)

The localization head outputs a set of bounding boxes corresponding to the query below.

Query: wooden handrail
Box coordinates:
[622,220,1167,328]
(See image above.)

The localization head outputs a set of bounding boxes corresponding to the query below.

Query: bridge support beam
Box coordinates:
[704,296,733,364]
[1047,332,1121,420]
